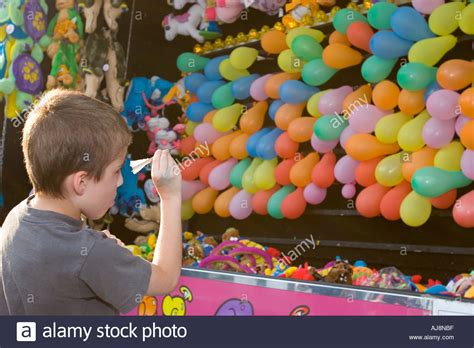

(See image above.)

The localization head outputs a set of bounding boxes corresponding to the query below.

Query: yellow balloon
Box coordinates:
[375,112,413,144]
[219,59,250,81]
[286,27,325,48]
[185,121,198,136]
[213,103,243,132]
[408,35,457,67]
[278,49,304,73]
[307,90,330,118]
[459,3,474,35]
[397,110,430,152]
[230,47,259,70]
[400,191,432,227]
[254,159,278,190]
[375,152,404,187]
[242,158,263,194]
[429,1,465,36]
[181,199,195,220]
[434,141,465,171]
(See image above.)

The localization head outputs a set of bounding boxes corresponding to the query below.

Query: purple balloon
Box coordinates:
[303,183,327,205]
[250,74,272,101]
[194,123,231,144]
[182,180,207,201]
[348,104,390,133]
[342,183,356,199]
[334,155,359,184]
[318,86,352,115]
[412,0,445,14]
[311,133,338,153]
[461,150,474,180]
[455,115,470,137]
[209,158,237,190]
[422,118,455,149]
[426,89,461,120]
[229,190,253,220]
[340,126,358,150]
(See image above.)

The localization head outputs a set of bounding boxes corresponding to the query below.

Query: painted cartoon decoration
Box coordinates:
[162,286,193,316]
[215,298,254,316]
[138,296,158,316]
[289,305,310,316]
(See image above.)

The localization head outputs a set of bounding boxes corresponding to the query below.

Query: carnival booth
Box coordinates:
[0,0,473,316]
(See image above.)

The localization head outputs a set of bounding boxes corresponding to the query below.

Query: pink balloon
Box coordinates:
[455,115,470,137]
[422,118,455,149]
[342,183,356,199]
[208,158,237,190]
[348,104,389,133]
[334,155,359,184]
[229,189,253,219]
[216,2,244,23]
[311,133,338,153]
[303,183,327,205]
[426,89,461,120]
[318,86,353,115]
[340,126,358,150]
[461,150,474,180]
[194,123,231,144]
[412,0,445,14]
[452,190,474,228]
[250,74,272,101]
[182,180,207,201]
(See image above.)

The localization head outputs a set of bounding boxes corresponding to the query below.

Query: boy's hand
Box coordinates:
[151,149,182,201]
[101,230,125,247]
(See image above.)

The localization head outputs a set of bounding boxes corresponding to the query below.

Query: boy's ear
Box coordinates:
[71,171,90,196]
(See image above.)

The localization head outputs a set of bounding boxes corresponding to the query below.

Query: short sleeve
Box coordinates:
[79,236,152,313]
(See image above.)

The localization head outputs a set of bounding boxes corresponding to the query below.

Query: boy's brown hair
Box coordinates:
[22,89,132,198]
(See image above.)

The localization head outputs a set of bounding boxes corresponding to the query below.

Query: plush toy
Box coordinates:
[323,260,353,284]
[78,0,103,34]
[162,4,205,43]
[446,273,474,298]
[283,0,320,28]
[82,29,108,98]
[103,0,127,32]
[103,29,126,111]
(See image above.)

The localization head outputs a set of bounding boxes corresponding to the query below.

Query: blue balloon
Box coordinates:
[184,73,208,94]
[186,102,214,122]
[269,100,284,121]
[390,7,434,42]
[246,128,272,158]
[197,80,225,104]
[280,80,319,104]
[424,81,441,103]
[204,55,228,81]
[257,128,283,160]
[370,31,413,59]
[231,74,260,100]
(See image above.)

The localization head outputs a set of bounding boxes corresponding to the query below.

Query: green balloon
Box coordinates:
[367,2,398,30]
[333,9,368,34]
[267,185,295,219]
[291,35,323,62]
[412,167,472,198]
[397,63,438,91]
[314,114,349,141]
[230,158,251,189]
[212,82,235,109]
[177,53,209,73]
[361,55,397,83]
[302,58,338,86]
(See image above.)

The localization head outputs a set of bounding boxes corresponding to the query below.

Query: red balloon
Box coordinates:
[275,157,297,186]
[453,190,474,228]
[355,156,384,187]
[281,188,307,219]
[180,136,197,156]
[430,189,457,209]
[275,132,299,159]
[311,152,336,188]
[199,159,223,185]
[181,157,214,181]
[356,183,390,218]
[380,181,412,221]
[252,186,280,215]
[346,21,374,53]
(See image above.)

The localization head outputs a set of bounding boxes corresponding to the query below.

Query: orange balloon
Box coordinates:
[380,181,412,221]
[181,157,214,181]
[180,136,197,156]
[275,102,306,130]
[346,21,373,53]
[346,134,400,161]
[430,189,457,209]
[288,117,316,143]
[265,72,301,99]
[460,87,474,118]
[203,109,217,123]
[275,157,297,186]
[194,142,211,157]
[460,120,474,150]
[452,190,474,228]
[355,183,390,218]
[229,133,249,159]
[437,59,474,91]
[275,132,299,158]
[240,101,267,134]
[373,80,400,111]
[290,152,320,187]
[200,159,222,185]
[192,187,219,214]
[402,146,437,182]
[355,156,384,187]
[261,30,289,54]
[322,43,363,69]
[281,188,307,219]
[214,187,240,217]
[329,30,351,46]
[343,84,372,112]
[252,185,280,215]
[212,130,242,160]
[311,151,336,188]
[398,89,425,116]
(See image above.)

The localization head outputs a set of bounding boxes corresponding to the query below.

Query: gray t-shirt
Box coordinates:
[0,196,152,315]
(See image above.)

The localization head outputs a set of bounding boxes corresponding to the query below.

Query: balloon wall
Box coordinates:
[176,1,473,228]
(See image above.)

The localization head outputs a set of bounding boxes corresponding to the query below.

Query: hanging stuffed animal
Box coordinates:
[78,0,103,34]
[82,28,108,98]
[103,0,127,32]
[162,3,205,43]
[103,29,126,111]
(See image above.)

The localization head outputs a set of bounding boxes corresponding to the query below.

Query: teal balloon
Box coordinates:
[333,9,368,34]
[314,115,348,141]
[291,35,323,62]
[230,158,252,189]
[267,185,295,219]
[397,63,437,91]
[367,2,398,30]
[361,55,397,83]
[412,167,472,198]
[302,59,338,86]
[177,53,209,73]
[212,82,235,109]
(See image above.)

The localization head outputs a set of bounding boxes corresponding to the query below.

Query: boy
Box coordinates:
[0,89,182,315]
